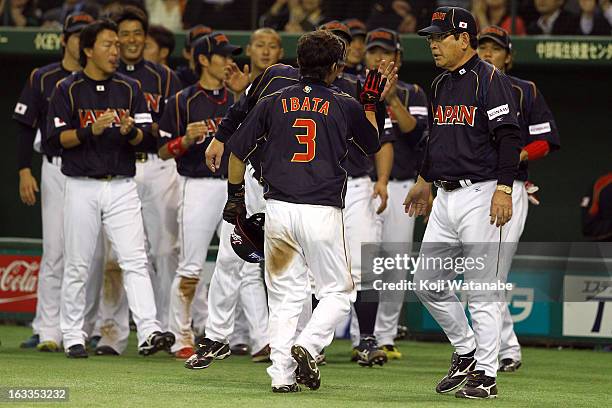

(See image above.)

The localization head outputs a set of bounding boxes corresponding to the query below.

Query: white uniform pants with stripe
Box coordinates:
[206,170,269,354]
[61,177,160,349]
[96,156,179,353]
[413,180,526,377]
[265,200,354,387]
[37,158,104,345]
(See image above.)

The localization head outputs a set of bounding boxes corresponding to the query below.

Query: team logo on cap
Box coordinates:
[213,34,229,44]
[481,26,507,37]
[432,12,447,21]
[369,30,394,41]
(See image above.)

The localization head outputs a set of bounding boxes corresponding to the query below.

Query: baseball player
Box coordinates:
[143,24,175,67]
[341,18,367,76]
[157,32,242,358]
[93,5,182,356]
[360,28,429,360]
[405,7,522,399]
[477,25,561,372]
[46,19,174,358]
[223,30,386,392]
[175,25,213,89]
[13,12,105,352]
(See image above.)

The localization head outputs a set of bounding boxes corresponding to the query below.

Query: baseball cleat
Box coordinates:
[37,340,59,352]
[230,343,250,356]
[252,345,271,363]
[350,347,360,362]
[184,338,230,369]
[381,344,402,360]
[272,383,301,393]
[498,358,522,372]
[138,331,175,356]
[174,347,194,359]
[66,344,88,358]
[455,370,498,399]
[315,352,327,366]
[291,345,321,390]
[20,334,40,349]
[436,350,476,394]
[355,336,387,367]
[95,345,120,356]
[88,335,101,350]
[395,325,409,340]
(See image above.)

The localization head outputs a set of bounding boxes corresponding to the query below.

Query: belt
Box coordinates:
[89,174,119,180]
[389,177,415,182]
[46,156,61,166]
[135,152,158,163]
[434,179,474,192]
[348,173,368,180]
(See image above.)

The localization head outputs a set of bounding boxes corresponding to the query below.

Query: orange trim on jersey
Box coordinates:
[589,173,612,216]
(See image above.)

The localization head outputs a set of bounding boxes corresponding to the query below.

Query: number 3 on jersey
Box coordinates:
[291,118,316,162]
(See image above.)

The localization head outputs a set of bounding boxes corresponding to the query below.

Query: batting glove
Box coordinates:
[223,181,246,224]
[358,70,387,111]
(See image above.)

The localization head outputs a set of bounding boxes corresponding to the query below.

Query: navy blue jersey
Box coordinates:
[508,75,560,181]
[13,62,74,159]
[421,55,519,182]
[46,71,153,177]
[227,78,381,208]
[118,59,181,153]
[387,81,429,181]
[158,84,234,178]
[175,65,199,89]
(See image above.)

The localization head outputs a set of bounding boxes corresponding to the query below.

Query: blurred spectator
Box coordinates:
[342,18,367,75]
[527,0,580,34]
[145,0,183,31]
[41,0,99,29]
[183,0,252,30]
[577,0,611,34]
[144,24,176,66]
[0,0,40,27]
[436,0,473,8]
[601,0,612,26]
[260,0,326,32]
[473,0,527,34]
[366,1,418,33]
[100,0,146,19]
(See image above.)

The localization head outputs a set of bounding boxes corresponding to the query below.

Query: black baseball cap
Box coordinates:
[418,7,478,36]
[342,18,367,39]
[478,25,512,51]
[365,28,401,52]
[192,32,242,59]
[63,12,95,34]
[185,24,213,49]
[318,20,352,44]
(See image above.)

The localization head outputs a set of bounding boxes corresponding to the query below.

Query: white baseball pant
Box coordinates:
[413,180,526,377]
[61,176,161,349]
[265,199,354,387]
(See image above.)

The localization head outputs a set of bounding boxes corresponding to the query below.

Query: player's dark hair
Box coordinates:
[148,24,176,56]
[79,19,118,67]
[112,4,149,33]
[452,30,478,50]
[297,31,345,81]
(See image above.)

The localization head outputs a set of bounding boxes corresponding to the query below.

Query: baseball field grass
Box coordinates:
[0,325,610,408]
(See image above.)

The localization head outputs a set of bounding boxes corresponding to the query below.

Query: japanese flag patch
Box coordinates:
[14,103,27,115]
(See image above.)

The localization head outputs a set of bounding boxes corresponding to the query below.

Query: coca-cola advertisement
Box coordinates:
[0,255,40,313]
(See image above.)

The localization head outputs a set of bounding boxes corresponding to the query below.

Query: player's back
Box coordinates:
[258,79,380,208]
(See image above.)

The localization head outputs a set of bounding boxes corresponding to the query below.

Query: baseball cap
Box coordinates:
[192,32,242,59]
[185,24,213,49]
[342,18,367,39]
[365,28,401,52]
[478,25,512,51]
[318,20,352,44]
[63,12,95,34]
[418,7,478,36]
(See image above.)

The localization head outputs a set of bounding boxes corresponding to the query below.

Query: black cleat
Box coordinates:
[498,358,522,372]
[95,345,120,356]
[436,350,476,394]
[20,334,40,349]
[272,383,301,393]
[291,345,321,390]
[138,331,175,356]
[355,336,387,367]
[230,343,250,356]
[184,337,230,369]
[455,370,498,399]
[88,335,101,350]
[66,344,88,358]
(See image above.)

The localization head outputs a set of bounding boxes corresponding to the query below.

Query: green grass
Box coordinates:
[0,325,610,407]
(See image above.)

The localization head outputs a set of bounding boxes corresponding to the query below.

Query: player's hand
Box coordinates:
[379,60,398,101]
[490,190,512,227]
[119,112,135,136]
[224,62,251,95]
[372,180,388,214]
[223,181,246,224]
[525,180,541,205]
[423,190,434,223]
[404,178,431,217]
[206,137,225,172]
[92,109,115,136]
[18,168,39,206]
[184,121,207,146]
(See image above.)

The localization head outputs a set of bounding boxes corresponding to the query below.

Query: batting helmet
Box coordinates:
[230,213,265,263]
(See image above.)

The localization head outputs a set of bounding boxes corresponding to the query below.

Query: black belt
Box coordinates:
[135,152,148,162]
[389,177,415,182]
[89,175,118,180]
[434,179,473,192]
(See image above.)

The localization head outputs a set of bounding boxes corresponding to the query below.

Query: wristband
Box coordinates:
[228,180,245,197]
[125,127,139,142]
[167,136,187,157]
[363,104,376,112]
[523,140,549,161]
[76,127,93,144]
